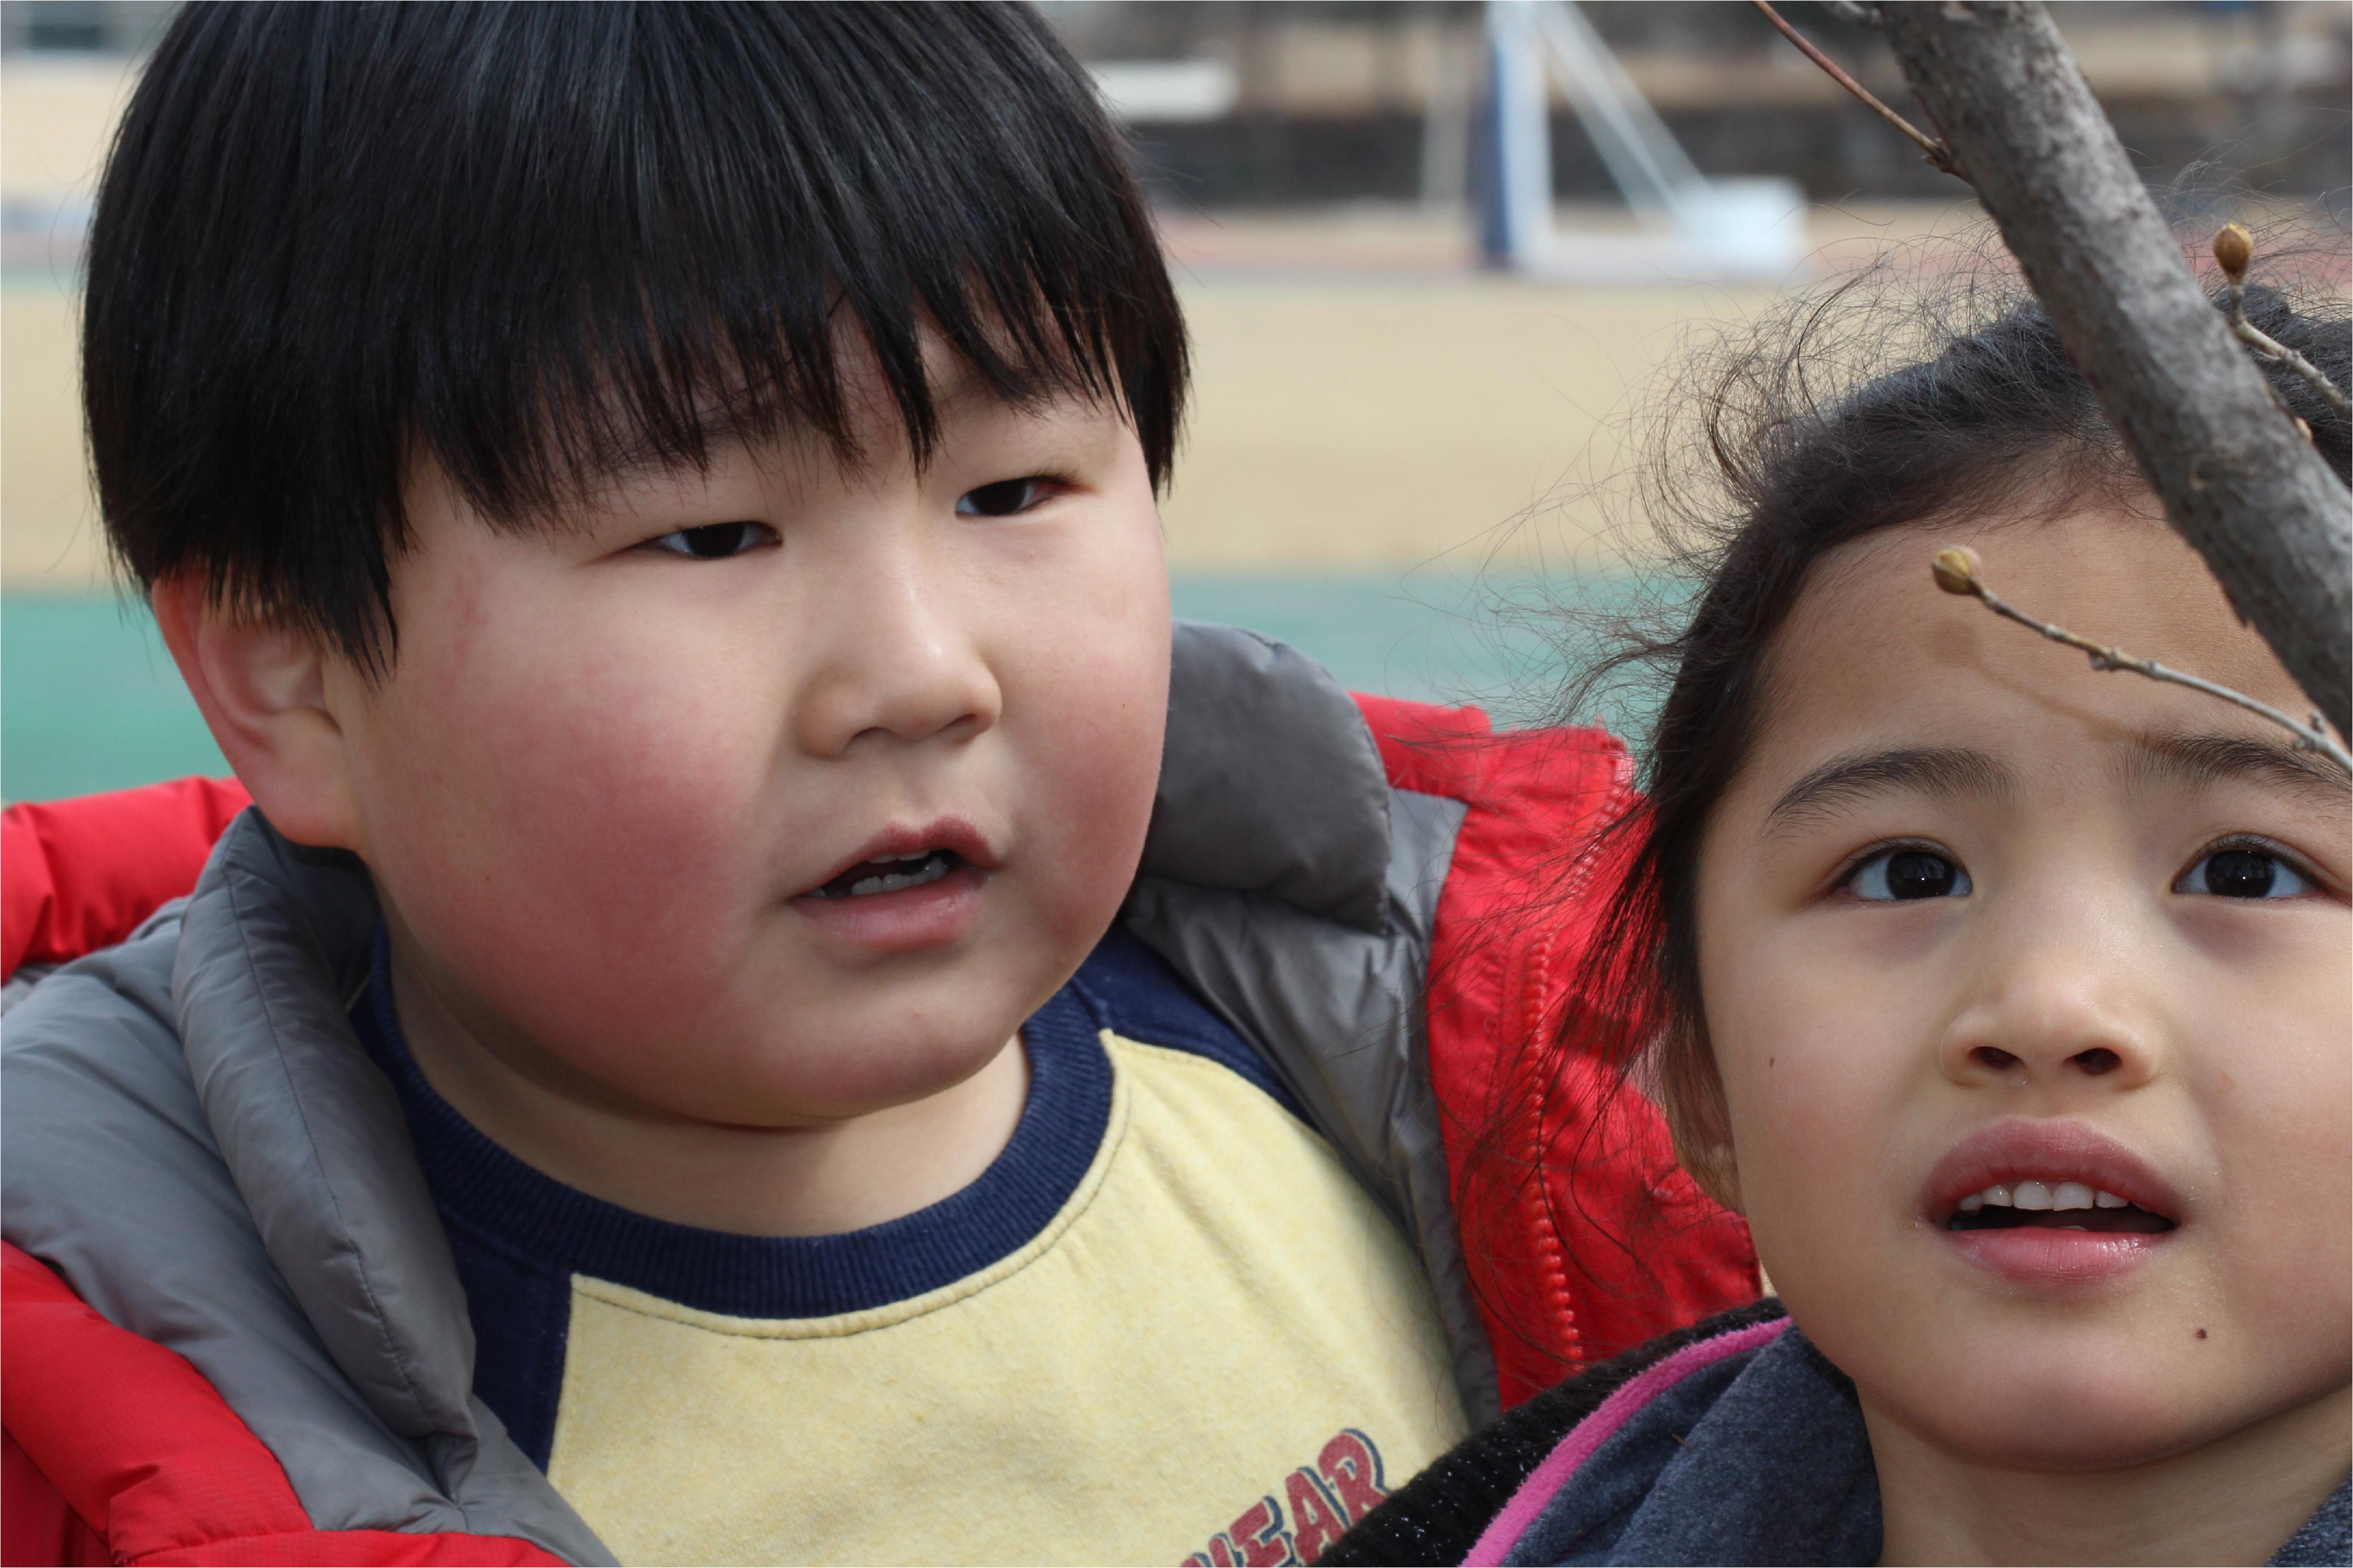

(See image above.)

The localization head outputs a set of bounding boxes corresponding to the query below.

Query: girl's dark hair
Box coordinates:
[84,2,1187,670]
[1462,231,2348,1374]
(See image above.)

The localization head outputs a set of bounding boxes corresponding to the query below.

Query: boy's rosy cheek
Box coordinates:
[365,639,769,986]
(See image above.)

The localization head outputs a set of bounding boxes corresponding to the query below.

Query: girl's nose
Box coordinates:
[1935,914,2163,1092]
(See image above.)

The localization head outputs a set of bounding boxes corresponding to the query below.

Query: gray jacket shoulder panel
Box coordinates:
[3,906,455,1532]
[3,816,612,1565]
[1144,621,1393,933]
[175,829,469,1443]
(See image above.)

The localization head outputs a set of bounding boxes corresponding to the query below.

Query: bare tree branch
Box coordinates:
[1932,547,2352,774]
[1872,2,2350,739]
[1749,2,1961,176]
[2214,224,2353,424]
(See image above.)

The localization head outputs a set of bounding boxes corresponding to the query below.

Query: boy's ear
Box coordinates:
[152,574,365,852]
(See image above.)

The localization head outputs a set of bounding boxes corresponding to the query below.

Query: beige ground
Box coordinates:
[2,287,102,588]
[1164,275,1781,572]
[3,203,1981,590]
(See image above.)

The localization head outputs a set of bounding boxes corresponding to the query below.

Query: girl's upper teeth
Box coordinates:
[1955,1180,2132,1213]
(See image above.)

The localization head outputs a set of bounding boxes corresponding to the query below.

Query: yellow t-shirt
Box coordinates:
[359,929,1468,1565]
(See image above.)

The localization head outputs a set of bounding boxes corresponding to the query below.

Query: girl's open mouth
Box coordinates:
[1924,1119,2185,1284]
[1945,1180,2174,1234]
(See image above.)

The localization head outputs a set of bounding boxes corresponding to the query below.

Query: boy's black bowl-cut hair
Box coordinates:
[85,2,1187,672]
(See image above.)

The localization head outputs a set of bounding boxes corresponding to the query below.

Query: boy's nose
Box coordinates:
[791,557,1002,756]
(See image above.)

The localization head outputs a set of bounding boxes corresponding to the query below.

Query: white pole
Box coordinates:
[1479,0,1552,270]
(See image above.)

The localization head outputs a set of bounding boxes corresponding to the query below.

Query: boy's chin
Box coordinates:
[631,1028,1026,1129]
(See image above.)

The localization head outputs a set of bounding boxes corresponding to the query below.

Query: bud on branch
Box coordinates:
[2211,223,2252,284]
[2210,225,2350,426]
[1928,547,2351,774]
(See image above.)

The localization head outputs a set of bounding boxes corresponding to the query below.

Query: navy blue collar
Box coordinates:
[353,926,1114,1319]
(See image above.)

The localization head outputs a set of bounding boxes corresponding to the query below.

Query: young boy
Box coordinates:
[1,6,1754,1565]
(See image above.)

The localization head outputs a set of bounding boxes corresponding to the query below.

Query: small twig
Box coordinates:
[1822,1,1884,26]
[1932,546,2353,774]
[2213,223,2353,424]
[1752,0,1964,177]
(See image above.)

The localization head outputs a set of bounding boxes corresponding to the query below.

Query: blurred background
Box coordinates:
[4,0,2348,801]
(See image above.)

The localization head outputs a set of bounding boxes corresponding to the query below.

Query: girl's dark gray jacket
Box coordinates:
[1329,1301,2352,1567]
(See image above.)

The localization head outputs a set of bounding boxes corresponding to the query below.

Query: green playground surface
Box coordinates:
[2,573,1633,804]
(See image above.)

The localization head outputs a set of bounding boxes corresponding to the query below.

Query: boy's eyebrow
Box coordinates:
[575,353,1064,497]
[926,351,1102,422]
[1762,746,2013,835]
[2122,729,2350,805]
[588,400,777,488]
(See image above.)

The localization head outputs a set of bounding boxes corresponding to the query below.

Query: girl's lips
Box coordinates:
[1922,1117,2186,1286]
[1923,1117,2183,1222]
[1942,1225,2171,1284]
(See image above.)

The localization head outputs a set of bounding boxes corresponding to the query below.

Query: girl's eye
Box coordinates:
[1846,847,1972,901]
[956,476,1055,517]
[646,521,776,559]
[2173,845,2315,900]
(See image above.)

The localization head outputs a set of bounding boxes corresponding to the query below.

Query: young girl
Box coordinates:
[1327,253,2351,1566]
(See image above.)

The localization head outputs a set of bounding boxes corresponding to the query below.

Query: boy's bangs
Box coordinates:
[414,5,1183,527]
[84,2,1186,671]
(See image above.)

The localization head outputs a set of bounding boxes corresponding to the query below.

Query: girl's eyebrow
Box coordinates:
[2123,731,2350,805]
[1762,746,2013,836]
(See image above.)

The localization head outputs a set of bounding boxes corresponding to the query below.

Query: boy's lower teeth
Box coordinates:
[823,853,955,899]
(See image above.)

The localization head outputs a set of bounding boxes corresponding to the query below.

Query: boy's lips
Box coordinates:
[797,819,1001,898]
[788,819,1000,953]
[1923,1118,2185,1285]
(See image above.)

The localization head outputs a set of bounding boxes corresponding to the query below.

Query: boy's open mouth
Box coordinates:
[807,849,965,899]
[1945,1180,2174,1234]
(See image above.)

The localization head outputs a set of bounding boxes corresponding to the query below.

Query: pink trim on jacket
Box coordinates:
[1462,1316,1791,1567]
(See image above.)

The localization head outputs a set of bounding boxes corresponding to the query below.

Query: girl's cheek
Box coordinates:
[1709,938,1913,1253]
[1726,1038,1870,1221]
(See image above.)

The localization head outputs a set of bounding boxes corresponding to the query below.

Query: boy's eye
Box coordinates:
[956,476,1054,517]
[1846,847,1972,901]
[2173,845,2314,900]
[646,521,777,559]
